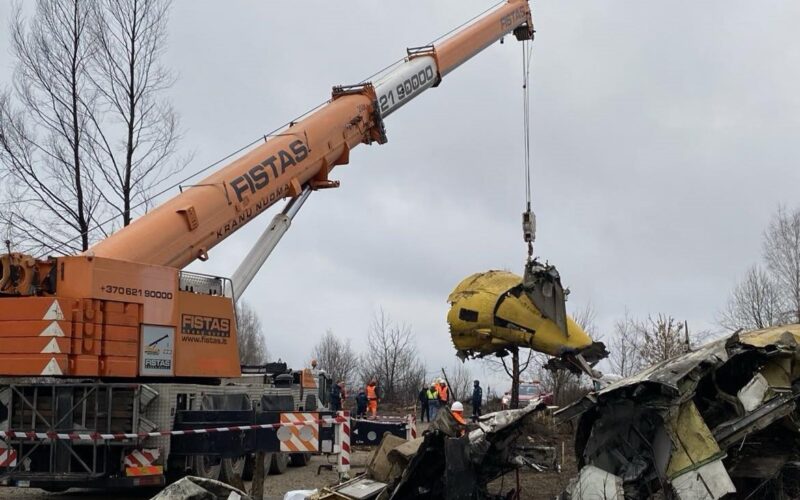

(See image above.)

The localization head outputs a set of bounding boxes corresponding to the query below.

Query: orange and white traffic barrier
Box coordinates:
[406,414,417,440]
[337,411,350,477]
[277,413,319,452]
[123,441,162,477]
[123,448,160,468]
[125,465,163,477]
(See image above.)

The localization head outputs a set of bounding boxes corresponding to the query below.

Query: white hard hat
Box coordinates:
[451,401,464,412]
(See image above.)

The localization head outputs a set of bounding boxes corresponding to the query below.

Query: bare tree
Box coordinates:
[607,310,643,377]
[532,352,585,406]
[405,364,427,406]
[719,264,785,331]
[311,330,358,389]
[443,363,472,403]
[531,303,599,406]
[0,1,102,253]
[572,301,601,342]
[635,314,689,367]
[359,309,425,405]
[0,0,184,254]
[89,0,184,225]
[763,205,800,324]
[237,302,269,365]
[482,347,535,409]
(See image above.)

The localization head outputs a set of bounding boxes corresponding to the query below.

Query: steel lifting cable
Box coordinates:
[521,38,535,261]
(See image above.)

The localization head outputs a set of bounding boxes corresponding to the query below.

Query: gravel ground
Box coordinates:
[1,451,372,500]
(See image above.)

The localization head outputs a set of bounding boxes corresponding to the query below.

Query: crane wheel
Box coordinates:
[221,456,247,485]
[193,454,222,481]
[290,452,310,467]
[269,453,289,475]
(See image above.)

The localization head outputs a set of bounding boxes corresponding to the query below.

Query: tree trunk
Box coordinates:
[249,451,267,500]
[511,348,520,409]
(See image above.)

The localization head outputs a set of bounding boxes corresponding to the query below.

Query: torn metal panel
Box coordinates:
[761,357,792,390]
[444,437,476,499]
[738,325,800,348]
[150,476,250,500]
[387,437,424,467]
[713,391,797,449]
[389,404,552,499]
[366,434,407,483]
[670,459,735,500]
[335,478,388,499]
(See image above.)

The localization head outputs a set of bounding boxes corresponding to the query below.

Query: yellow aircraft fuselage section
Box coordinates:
[447,270,593,358]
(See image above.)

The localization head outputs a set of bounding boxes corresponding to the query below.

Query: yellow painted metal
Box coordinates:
[739,324,800,348]
[666,401,721,478]
[447,270,593,358]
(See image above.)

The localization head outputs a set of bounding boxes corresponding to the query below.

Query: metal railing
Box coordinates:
[179,271,234,298]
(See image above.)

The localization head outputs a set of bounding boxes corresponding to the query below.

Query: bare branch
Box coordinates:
[358,308,426,405]
[0,0,185,254]
[606,309,643,378]
[312,330,358,390]
[236,302,270,365]
[763,205,800,323]
[719,264,785,331]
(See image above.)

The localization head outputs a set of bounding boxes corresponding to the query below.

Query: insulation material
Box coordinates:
[737,373,770,413]
[567,465,624,499]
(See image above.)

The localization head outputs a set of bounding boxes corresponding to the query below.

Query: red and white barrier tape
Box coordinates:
[351,415,412,422]
[0,416,347,442]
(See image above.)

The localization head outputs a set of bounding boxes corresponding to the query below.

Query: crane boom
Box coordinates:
[86,0,533,269]
[0,1,533,380]
[230,187,311,298]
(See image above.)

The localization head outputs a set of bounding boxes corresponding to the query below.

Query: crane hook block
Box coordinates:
[522,210,536,243]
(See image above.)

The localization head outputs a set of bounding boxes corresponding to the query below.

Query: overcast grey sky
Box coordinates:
[2,1,799,390]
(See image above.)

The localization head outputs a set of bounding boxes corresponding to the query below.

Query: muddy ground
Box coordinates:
[3,421,577,499]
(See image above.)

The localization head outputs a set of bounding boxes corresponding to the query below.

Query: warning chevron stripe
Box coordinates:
[278,412,319,452]
[0,448,17,467]
[124,448,160,467]
[338,411,351,471]
[0,416,347,441]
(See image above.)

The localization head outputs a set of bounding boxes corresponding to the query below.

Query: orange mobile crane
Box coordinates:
[0,1,534,491]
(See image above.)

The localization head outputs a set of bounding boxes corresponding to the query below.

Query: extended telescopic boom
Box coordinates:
[86,1,533,269]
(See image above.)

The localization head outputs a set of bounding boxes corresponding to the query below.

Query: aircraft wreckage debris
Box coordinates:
[558,324,800,500]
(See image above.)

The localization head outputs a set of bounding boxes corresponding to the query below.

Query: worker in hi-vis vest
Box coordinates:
[437,380,449,404]
[427,383,441,420]
[366,379,379,417]
[451,401,467,437]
